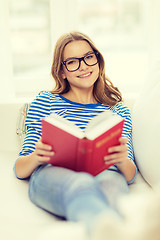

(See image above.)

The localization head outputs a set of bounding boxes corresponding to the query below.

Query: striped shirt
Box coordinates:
[19,91,134,165]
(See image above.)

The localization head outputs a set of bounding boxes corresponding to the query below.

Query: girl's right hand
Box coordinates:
[34,140,55,164]
[15,140,54,179]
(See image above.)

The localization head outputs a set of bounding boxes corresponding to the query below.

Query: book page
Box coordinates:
[44,113,85,139]
[85,110,123,140]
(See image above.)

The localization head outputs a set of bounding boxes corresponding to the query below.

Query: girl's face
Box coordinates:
[62,40,99,91]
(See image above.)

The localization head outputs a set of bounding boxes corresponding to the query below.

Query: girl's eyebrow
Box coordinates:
[84,51,94,56]
[64,51,94,62]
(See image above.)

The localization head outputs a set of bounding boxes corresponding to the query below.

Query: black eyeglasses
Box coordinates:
[61,51,99,72]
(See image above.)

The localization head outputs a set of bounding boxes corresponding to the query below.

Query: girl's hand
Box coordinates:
[104,137,129,167]
[33,140,55,164]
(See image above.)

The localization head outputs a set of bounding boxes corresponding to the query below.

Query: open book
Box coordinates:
[42,111,124,176]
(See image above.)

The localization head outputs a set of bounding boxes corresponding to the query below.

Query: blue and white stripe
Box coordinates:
[19,91,134,165]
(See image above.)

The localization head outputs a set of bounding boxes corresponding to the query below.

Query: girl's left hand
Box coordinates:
[104,137,129,167]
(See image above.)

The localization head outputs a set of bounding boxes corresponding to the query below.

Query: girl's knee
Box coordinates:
[63,171,105,200]
[96,170,129,192]
[63,172,107,206]
[65,172,96,191]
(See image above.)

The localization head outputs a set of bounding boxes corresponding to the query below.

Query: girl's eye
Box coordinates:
[86,54,94,59]
[67,60,77,65]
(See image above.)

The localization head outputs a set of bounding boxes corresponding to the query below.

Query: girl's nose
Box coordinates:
[79,59,88,71]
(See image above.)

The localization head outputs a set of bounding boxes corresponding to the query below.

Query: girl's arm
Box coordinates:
[104,137,137,183]
[14,92,53,179]
[15,141,54,179]
[104,103,137,183]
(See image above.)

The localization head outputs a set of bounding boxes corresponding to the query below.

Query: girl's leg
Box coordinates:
[88,170,130,239]
[29,164,116,229]
[95,170,129,214]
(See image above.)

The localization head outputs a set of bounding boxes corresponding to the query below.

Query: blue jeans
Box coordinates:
[29,164,129,228]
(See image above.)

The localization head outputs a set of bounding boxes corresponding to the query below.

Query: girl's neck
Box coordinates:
[61,89,97,104]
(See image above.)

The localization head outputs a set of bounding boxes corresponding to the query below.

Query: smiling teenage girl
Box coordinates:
[14,31,137,238]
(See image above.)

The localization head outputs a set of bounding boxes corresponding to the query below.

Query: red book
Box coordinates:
[42,111,124,176]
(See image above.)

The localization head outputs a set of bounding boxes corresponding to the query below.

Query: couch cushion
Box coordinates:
[132,64,160,189]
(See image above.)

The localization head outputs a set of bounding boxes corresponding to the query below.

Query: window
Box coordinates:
[7,0,150,97]
[9,0,52,95]
[76,0,150,94]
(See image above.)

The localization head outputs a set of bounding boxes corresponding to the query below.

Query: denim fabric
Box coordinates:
[29,165,129,228]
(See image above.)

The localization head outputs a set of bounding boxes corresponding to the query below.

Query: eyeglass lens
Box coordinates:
[65,52,98,72]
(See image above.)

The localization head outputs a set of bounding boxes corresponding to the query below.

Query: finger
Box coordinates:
[108,144,128,153]
[36,141,52,151]
[104,157,126,166]
[37,155,51,163]
[36,149,54,157]
[119,137,128,144]
[104,152,127,161]
[104,153,128,164]
[105,160,117,166]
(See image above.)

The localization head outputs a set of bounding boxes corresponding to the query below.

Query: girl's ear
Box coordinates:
[61,69,66,79]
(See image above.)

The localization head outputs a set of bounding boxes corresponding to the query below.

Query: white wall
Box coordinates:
[0,0,15,100]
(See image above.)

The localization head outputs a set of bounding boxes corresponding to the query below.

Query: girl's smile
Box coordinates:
[62,40,99,90]
[77,71,92,79]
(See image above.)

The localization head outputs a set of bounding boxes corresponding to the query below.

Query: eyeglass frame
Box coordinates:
[61,51,99,72]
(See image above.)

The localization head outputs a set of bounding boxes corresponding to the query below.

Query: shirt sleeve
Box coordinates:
[18,91,51,157]
[113,103,137,184]
[121,107,134,163]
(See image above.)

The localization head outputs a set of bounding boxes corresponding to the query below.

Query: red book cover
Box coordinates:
[42,120,79,171]
[76,121,124,176]
[41,112,124,176]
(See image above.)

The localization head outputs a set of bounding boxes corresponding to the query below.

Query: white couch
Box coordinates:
[0,96,152,240]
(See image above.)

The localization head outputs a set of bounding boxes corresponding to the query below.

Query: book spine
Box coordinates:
[76,139,93,174]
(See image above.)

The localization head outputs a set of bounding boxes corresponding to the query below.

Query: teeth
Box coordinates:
[79,73,91,78]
